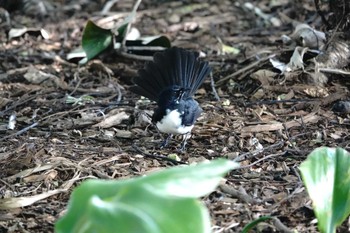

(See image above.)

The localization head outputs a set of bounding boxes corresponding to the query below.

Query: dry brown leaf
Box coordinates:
[303,86,329,97]
[0,189,65,210]
[114,129,133,138]
[93,112,129,128]
[24,66,66,88]
[6,164,58,182]
[291,24,325,49]
[241,113,320,133]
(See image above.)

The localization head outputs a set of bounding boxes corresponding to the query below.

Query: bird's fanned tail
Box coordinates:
[131,47,212,102]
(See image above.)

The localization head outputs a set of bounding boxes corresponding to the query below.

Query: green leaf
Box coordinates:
[241,216,273,233]
[139,159,238,198]
[69,191,208,233]
[55,159,238,233]
[300,147,350,233]
[141,35,171,47]
[115,23,128,42]
[82,20,113,61]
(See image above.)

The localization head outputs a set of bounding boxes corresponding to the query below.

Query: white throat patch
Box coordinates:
[156,109,194,134]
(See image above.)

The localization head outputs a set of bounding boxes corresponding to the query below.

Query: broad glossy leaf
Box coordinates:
[139,159,239,198]
[65,192,208,233]
[300,147,350,233]
[82,20,113,61]
[55,159,238,233]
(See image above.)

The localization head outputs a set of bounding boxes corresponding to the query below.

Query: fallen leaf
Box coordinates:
[93,112,129,128]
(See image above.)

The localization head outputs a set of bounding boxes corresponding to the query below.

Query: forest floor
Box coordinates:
[0,0,349,232]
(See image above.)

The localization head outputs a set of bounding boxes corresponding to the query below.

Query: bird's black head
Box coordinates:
[157,86,189,107]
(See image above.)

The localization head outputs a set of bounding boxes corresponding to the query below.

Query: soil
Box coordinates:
[0,0,350,232]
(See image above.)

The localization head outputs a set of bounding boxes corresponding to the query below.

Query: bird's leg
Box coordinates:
[179,133,191,151]
[160,134,173,148]
[154,123,171,149]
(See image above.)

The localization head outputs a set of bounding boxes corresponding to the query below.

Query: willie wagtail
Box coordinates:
[131,47,212,150]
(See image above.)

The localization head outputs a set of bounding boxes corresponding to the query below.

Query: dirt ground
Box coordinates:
[1,0,350,232]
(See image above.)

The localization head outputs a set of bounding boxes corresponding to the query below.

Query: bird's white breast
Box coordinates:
[156,109,194,134]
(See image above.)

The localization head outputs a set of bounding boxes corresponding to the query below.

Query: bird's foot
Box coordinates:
[160,134,173,149]
[178,133,191,152]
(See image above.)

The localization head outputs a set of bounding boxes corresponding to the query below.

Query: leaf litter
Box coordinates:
[0,0,350,232]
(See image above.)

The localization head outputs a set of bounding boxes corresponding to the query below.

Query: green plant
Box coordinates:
[55,159,239,233]
[300,147,350,233]
[68,0,171,64]
[81,20,114,62]
[241,147,350,233]
[241,216,273,233]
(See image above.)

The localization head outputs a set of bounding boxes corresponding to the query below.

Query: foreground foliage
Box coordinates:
[300,147,350,233]
[55,159,238,233]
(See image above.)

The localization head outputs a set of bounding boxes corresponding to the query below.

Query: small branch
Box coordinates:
[0,122,39,142]
[121,0,142,52]
[118,51,153,61]
[125,46,166,51]
[101,0,120,15]
[237,152,286,169]
[244,98,317,107]
[314,0,331,28]
[319,67,350,76]
[219,184,261,204]
[132,144,187,165]
[233,140,284,162]
[216,54,274,86]
[210,72,220,101]
[268,185,304,212]
[272,217,296,233]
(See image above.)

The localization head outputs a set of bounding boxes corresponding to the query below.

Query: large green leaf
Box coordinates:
[300,147,350,233]
[55,159,238,233]
[140,159,238,198]
[82,20,113,61]
[63,187,208,233]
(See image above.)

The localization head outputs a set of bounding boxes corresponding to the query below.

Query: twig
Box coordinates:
[244,98,317,107]
[237,152,286,169]
[69,66,83,96]
[115,83,123,104]
[118,51,153,61]
[272,217,296,233]
[219,184,261,204]
[0,122,39,142]
[210,72,220,101]
[0,93,39,117]
[241,112,319,133]
[233,140,284,162]
[268,185,304,212]
[121,0,142,52]
[319,67,350,76]
[125,46,167,51]
[216,54,274,86]
[314,0,330,28]
[132,144,187,165]
[101,0,120,15]
[282,123,299,153]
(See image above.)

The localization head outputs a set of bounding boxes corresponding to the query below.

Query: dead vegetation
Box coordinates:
[0,0,350,232]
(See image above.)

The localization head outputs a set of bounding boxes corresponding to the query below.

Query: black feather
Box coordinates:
[130,47,211,102]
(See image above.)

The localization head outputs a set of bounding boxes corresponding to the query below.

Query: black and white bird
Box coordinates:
[131,47,212,150]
